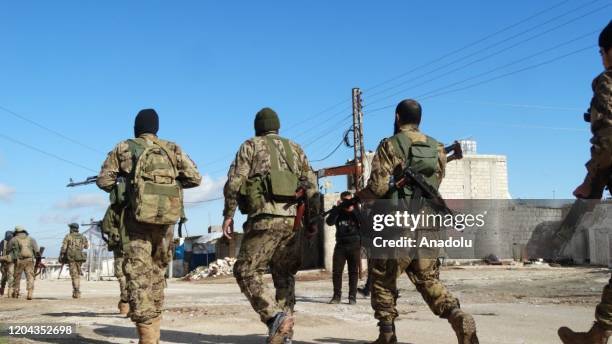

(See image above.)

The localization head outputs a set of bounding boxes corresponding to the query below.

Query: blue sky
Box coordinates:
[0,1,609,256]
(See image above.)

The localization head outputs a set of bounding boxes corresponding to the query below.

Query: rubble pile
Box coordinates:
[183,257,237,281]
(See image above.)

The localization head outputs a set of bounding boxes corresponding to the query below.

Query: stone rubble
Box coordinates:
[183,257,237,280]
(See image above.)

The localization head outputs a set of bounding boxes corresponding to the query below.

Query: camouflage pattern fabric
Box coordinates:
[97,133,200,326]
[13,258,35,295]
[68,262,83,291]
[361,124,462,324]
[233,217,301,323]
[1,262,14,292]
[122,212,174,324]
[223,133,317,219]
[114,251,128,303]
[370,257,460,323]
[96,133,201,193]
[586,69,612,181]
[9,233,39,261]
[364,124,446,198]
[589,69,612,329]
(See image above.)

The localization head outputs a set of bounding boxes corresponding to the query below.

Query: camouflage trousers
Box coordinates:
[1,262,14,290]
[233,216,301,323]
[113,252,128,303]
[370,257,460,323]
[68,262,82,291]
[596,274,612,329]
[13,258,35,295]
[123,213,173,324]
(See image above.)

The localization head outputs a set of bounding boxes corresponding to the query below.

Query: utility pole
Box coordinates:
[352,88,366,191]
[317,87,366,192]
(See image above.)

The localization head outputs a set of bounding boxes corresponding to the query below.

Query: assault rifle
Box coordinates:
[67,176,98,187]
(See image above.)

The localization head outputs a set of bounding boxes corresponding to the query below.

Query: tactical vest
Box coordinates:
[238,136,300,216]
[66,233,87,262]
[12,235,34,260]
[126,137,183,225]
[388,131,441,200]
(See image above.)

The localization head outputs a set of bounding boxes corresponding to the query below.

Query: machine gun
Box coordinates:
[67,176,98,187]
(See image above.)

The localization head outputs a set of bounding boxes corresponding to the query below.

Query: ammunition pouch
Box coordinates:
[0,255,10,264]
[110,176,128,206]
[102,205,124,251]
[238,175,267,215]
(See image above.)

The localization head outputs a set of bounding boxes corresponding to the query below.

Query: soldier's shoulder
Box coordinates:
[594,69,612,86]
[284,137,305,154]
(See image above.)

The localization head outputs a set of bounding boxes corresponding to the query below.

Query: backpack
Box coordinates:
[12,236,33,260]
[66,234,87,262]
[389,132,441,199]
[238,136,299,214]
[127,137,183,225]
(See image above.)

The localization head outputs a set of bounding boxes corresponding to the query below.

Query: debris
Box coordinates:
[484,254,502,265]
[183,257,237,281]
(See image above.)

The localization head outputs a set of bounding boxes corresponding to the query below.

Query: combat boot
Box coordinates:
[0,286,5,296]
[558,322,612,344]
[118,301,130,316]
[136,320,157,344]
[447,309,479,344]
[267,312,294,344]
[368,322,397,344]
[26,289,33,300]
[11,290,19,299]
[328,293,341,304]
[6,288,13,298]
[72,289,81,299]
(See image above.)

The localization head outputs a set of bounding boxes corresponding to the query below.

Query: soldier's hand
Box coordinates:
[223,217,234,240]
[573,181,592,199]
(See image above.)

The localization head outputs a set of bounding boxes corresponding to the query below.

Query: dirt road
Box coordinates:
[0,265,607,343]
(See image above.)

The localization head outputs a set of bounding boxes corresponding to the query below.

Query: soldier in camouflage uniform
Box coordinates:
[60,223,89,299]
[9,226,39,300]
[0,230,14,297]
[97,109,201,344]
[356,100,479,344]
[222,108,319,344]
[559,21,612,344]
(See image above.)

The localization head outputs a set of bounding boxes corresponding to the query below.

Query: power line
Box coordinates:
[365,3,608,107]
[310,131,349,163]
[184,196,224,204]
[0,132,98,173]
[0,105,104,154]
[364,0,575,93]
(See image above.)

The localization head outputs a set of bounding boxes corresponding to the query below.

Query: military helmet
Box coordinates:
[13,225,27,235]
[68,223,79,232]
[254,107,280,135]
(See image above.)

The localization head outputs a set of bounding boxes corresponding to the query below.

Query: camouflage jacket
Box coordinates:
[96,133,202,192]
[586,69,612,178]
[9,234,39,260]
[60,233,89,259]
[363,124,446,198]
[589,68,612,134]
[223,133,317,218]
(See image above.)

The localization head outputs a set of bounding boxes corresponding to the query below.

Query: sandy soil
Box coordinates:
[0,265,608,344]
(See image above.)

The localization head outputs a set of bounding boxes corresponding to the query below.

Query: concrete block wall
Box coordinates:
[439,155,510,199]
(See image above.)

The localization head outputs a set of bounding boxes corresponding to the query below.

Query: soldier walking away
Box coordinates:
[0,230,14,297]
[9,226,40,300]
[558,20,612,344]
[356,99,479,344]
[59,223,89,299]
[327,191,361,305]
[222,108,320,344]
[96,109,202,344]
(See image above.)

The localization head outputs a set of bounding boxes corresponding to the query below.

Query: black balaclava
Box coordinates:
[599,20,612,52]
[134,109,159,137]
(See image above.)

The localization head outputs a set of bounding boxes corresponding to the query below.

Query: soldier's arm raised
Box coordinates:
[174,144,202,189]
[96,144,122,192]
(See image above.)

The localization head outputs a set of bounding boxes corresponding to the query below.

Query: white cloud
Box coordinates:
[38,213,81,225]
[55,193,107,209]
[184,175,226,204]
[0,183,15,202]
